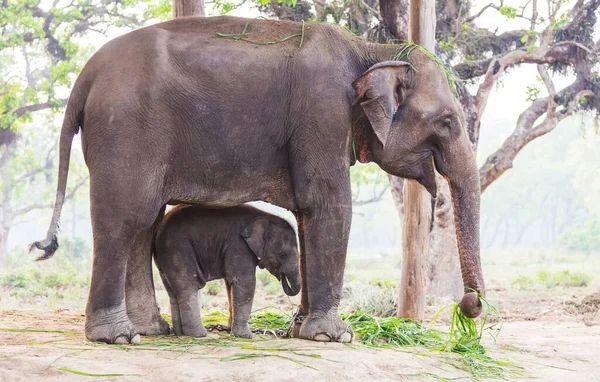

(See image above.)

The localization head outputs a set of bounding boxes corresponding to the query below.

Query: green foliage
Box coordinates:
[480,117,593,249]
[559,216,600,253]
[536,270,593,287]
[256,268,277,286]
[549,13,568,30]
[0,0,170,133]
[0,261,88,299]
[525,84,541,102]
[511,270,593,289]
[265,282,281,295]
[59,236,91,262]
[205,280,224,296]
[350,163,387,204]
[0,0,170,255]
[498,6,517,19]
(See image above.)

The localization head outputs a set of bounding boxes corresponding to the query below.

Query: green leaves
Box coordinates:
[549,13,567,30]
[525,84,541,102]
[499,6,517,19]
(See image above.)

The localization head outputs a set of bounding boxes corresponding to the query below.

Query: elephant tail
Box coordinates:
[28,87,85,261]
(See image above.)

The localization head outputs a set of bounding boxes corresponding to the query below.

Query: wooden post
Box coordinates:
[172,0,205,18]
[397,0,435,321]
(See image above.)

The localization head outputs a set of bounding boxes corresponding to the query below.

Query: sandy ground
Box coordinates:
[0,310,599,381]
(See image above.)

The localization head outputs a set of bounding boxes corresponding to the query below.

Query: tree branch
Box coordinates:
[12,98,67,118]
[12,176,88,217]
[353,183,390,206]
[478,76,592,192]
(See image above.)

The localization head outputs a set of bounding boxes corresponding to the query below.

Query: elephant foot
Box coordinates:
[182,324,207,338]
[233,324,253,339]
[129,310,170,336]
[85,305,140,344]
[294,310,353,343]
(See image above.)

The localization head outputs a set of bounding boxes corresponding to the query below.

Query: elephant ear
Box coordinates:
[241,217,270,261]
[352,61,414,148]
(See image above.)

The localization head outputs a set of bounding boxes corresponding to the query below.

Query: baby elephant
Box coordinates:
[154,204,301,338]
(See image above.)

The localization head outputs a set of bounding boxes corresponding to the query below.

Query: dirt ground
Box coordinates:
[1,308,599,381]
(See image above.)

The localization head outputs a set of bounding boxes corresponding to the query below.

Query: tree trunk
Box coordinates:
[0,225,9,267]
[172,0,205,18]
[379,0,409,41]
[397,0,435,321]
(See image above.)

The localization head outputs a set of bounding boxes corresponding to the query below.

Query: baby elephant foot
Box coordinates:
[233,324,253,339]
[296,311,353,343]
[183,325,207,338]
[129,310,170,336]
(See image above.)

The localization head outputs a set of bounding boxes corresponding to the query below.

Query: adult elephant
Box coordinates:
[31,16,485,344]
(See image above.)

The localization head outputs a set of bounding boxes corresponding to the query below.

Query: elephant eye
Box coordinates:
[279,252,287,259]
[443,117,452,127]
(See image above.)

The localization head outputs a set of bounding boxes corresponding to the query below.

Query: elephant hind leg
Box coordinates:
[85,171,166,343]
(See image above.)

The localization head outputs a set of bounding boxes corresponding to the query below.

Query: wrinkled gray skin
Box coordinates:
[31,16,485,344]
[154,205,301,338]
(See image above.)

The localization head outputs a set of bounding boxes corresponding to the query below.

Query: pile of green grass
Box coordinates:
[239,298,523,381]
[149,298,522,380]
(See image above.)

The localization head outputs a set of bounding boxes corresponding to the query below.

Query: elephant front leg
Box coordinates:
[230,275,256,338]
[126,207,169,336]
[292,187,354,343]
[290,211,309,338]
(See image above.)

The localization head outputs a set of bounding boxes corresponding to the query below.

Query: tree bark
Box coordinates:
[0,225,9,267]
[397,0,435,321]
[172,0,205,18]
[379,0,409,41]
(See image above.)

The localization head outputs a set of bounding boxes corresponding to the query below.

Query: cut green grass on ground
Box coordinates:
[149,298,522,381]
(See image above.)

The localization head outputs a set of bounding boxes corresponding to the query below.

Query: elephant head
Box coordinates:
[352,53,484,317]
[241,216,301,296]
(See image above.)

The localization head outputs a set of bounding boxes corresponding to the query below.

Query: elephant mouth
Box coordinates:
[281,274,300,296]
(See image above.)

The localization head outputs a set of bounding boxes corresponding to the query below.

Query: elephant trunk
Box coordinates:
[443,141,485,318]
[281,273,301,296]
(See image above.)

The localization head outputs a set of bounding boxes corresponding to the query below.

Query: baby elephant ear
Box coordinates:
[241,216,269,261]
[352,61,414,148]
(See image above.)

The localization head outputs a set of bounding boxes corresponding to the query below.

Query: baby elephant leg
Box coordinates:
[177,289,207,337]
[230,276,256,338]
[159,272,182,336]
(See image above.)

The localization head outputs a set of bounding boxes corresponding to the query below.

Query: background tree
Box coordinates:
[0,0,171,264]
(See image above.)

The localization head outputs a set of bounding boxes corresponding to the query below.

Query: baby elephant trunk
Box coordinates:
[281,273,301,296]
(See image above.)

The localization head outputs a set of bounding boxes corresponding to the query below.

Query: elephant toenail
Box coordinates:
[114,336,129,345]
[130,334,141,344]
[338,332,352,343]
[313,333,331,342]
